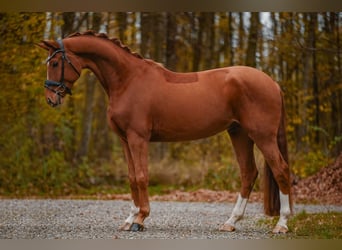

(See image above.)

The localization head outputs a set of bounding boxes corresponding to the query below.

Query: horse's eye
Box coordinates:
[52,61,58,67]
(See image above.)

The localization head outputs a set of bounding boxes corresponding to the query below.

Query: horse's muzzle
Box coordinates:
[46,96,61,107]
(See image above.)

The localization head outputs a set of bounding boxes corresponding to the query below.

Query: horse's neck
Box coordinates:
[66,37,143,95]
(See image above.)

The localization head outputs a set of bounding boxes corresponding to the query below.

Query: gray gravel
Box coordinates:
[0,199,341,239]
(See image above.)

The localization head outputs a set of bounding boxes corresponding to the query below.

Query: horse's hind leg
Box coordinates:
[252,135,291,233]
[220,125,258,232]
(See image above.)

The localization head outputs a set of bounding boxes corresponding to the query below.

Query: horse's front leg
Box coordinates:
[119,138,140,231]
[119,133,150,232]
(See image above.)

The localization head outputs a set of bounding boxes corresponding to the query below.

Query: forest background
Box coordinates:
[0,12,341,197]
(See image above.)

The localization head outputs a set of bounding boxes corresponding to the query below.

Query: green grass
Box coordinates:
[259,210,342,239]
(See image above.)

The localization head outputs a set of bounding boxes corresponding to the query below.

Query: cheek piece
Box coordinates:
[44,39,80,97]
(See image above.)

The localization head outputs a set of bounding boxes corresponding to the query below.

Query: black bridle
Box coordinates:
[45,39,81,97]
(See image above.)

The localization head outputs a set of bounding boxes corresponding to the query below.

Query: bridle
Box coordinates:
[45,39,81,97]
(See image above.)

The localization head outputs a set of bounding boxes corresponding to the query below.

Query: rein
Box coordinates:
[45,39,81,96]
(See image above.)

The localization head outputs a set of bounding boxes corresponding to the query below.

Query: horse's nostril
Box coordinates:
[47,98,57,107]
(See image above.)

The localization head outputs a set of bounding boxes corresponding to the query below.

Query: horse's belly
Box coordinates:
[150,80,233,142]
[150,115,231,142]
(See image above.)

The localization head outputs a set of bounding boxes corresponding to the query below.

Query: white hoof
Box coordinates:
[219,223,236,232]
[119,222,133,231]
[272,224,288,234]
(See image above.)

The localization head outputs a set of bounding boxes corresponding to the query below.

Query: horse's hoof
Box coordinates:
[272,225,288,234]
[219,223,236,232]
[130,223,144,232]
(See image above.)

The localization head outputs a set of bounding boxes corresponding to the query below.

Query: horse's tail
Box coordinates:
[264,91,292,216]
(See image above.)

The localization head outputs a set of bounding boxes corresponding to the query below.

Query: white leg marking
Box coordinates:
[220,194,248,231]
[227,193,248,225]
[119,201,139,230]
[125,201,139,224]
[273,191,291,233]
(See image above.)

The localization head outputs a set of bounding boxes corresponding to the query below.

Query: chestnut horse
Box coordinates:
[38,31,292,233]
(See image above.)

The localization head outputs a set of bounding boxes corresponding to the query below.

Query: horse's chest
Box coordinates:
[107,108,129,139]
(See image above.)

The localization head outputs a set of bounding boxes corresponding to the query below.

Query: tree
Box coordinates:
[76,12,102,161]
[324,12,342,156]
[245,12,260,67]
[116,12,128,41]
[166,13,178,71]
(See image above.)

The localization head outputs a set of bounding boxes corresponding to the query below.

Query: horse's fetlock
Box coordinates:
[140,209,150,218]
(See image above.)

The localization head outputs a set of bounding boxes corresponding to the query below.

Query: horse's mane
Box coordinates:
[68,30,144,60]
[67,31,198,83]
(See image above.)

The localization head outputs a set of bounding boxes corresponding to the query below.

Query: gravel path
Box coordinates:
[0,199,341,239]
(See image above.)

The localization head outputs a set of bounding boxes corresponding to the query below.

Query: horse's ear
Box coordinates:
[36,40,59,51]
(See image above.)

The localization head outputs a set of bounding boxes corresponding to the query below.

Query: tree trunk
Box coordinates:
[237,12,245,65]
[76,71,96,159]
[44,12,52,39]
[191,13,201,72]
[166,13,178,71]
[309,13,320,145]
[200,12,215,69]
[75,12,102,161]
[245,12,260,67]
[228,12,234,66]
[329,12,342,156]
[61,12,78,162]
[152,12,166,64]
[116,12,127,41]
[140,12,152,58]
[62,12,76,37]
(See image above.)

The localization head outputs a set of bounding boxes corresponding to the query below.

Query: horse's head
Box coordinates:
[37,40,81,107]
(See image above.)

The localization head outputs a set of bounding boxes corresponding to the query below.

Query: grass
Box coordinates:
[259,210,342,239]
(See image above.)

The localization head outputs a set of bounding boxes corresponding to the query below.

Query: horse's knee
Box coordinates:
[128,175,138,189]
[135,173,149,188]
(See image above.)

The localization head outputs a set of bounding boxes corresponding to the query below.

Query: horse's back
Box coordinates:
[148,66,281,142]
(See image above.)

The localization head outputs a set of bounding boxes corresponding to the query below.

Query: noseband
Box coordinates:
[45,39,81,96]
